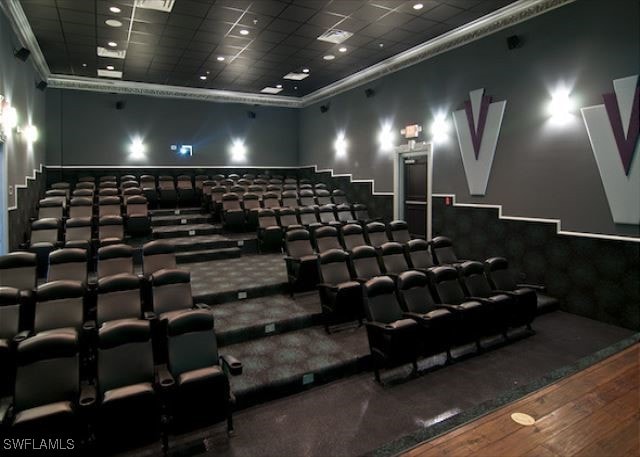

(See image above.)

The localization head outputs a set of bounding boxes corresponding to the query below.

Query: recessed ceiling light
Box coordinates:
[379,43,384,47]
[338,47,347,53]
[108,41,117,47]
[217,56,225,61]
[105,19,122,27]
[82,63,87,67]
[200,75,207,80]
[106,65,115,70]
[294,86,298,90]
[239,29,249,36]
[323,54,335,60]
[302,68,310,73]
[413,3,424,10]
[261,87,283,94]
[109,6,121,13]
[276,84,282,89]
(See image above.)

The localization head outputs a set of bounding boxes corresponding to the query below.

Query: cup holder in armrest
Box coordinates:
[79,396,95,406]
[160,378,174,387]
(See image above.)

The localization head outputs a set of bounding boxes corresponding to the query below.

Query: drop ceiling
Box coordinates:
[19,0,518,97]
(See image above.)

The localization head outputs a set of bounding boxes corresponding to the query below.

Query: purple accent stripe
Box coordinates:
[464,95,492,159]
[603,86,640,176]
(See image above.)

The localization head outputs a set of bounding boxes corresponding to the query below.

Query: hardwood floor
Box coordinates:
[403,344,640,457]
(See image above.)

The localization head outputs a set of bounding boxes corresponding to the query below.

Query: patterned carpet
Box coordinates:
[153,223,220,233]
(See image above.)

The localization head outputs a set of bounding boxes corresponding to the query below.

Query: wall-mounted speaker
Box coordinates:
[365,88,375,98]
[247,111,256,119]
[14,47,31,61]
[115,100,126,110]
[36,81,47,91]
[507,35,523,50]
[320,104,329,113]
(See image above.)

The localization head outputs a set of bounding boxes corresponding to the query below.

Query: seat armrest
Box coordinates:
[13,330,31,344]
[143,311,157,321]
[435,303,462,312]
[220,354,243,376]
[493,289,517,295]
[194,303,211,310]
[155,365,176,390]
[317,283,339,291]
[0,396,12,425]
[19,242,28,249]
[365,321,400,333]
[354,277,370,284]
[283,256,301,263]
[79,384,96,408]
[402,312,427,321]
[467,296,492,304]
[517,283,546,292]
[82,320,96,332]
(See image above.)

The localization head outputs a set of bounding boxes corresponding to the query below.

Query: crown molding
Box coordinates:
[0,0,49,80]
[4,0,573,108]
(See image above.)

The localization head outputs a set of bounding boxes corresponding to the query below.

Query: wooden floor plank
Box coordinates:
[404,344,640,457]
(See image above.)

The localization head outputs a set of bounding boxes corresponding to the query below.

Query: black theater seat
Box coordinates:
[284,229,319,295]
[33,280,87,341]
[296,206,322,231]
[47,248,88,284]
[350,245,383,283]
[317,249,363,332]
[0,252,38,294]
[150,269,206,320]
[125,195,151,236]
[222,193,246,230]
[98,215,125,246]
[340,223,367,251]
[97,244,135,279]
[177,175,195,205]
[158,176,178,208]
[379,241,411,278]
[388,220,412,244]
[275,207,302,231]
[431,236,469,267]
[258,209,283,253]
[142,240,177,277]
[365,221,390,248]
[331,189,348,205]
[68,196,93,219]
[37,197,65,219]
[313,226,342,253]
[363,276,421,383]
[0,287,22,395]
[242,193,261,229]
[406,239,435,273]
[96,273,145,326]
[24,218,63,277]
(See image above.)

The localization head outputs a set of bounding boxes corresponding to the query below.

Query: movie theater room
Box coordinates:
[0,0,638,455]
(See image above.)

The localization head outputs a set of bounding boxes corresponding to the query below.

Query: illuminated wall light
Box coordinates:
[430,112,451,144]
[547,86,575,125]
[129,137,146,159]
[24,125,38,143]
[1,105,18,131]
[378,122,396,152]
[230,139,247,162]
[334,132,348,158]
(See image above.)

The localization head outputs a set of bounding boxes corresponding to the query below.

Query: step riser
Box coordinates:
[218,313,323,347]
[194,283,288,306]
[150,208,202,216]
[173,238,258,254]
[177,249,241,263]
[152,217,211,226]
[153,227,223,238]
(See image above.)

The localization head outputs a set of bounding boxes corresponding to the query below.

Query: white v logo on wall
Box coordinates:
[581,75,640,225]
[452,89,506,196]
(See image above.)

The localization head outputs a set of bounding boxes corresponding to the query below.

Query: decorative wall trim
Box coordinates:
[45,164,300,170]
[305,165,394,196]
[8,163,43,211]
[432,193,640,243]
[0,0,49,80]
[2,0,573,108]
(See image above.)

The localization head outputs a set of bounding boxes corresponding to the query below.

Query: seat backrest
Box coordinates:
[248,185,264,196]
[353,204,370,221]
[151,269,193,315]
[363,276,403,324]
[99,175,117,182]
[158,176,175,190]
[319,249,352,285]
[229,185,245,195]
[283,184,297,191]
[30,218,61,244]
[380,241,409,275]
[484,257,517,291]
[297,207,318,225]
[351,245,382,280]
[167,309,220,379]
[237,179,251,190]
[284,178,297,185]
[299,190,315,206]
[34,280,85,333]
[389,220,411,243]
[397,270,437,314]
[211,187,226,202]
[281,190,299,208]
[65,217,92,243]
[314,226,341,252]
[69,197,93,219]
[121,174,136,182]
[202,180,216,195]
[97,273,142,325]
[195,175,208,189]
[121,180,139,191]
[243,173,255,180]
[315,189,332,205]
[48,248,88,283]
[97,244,134,279]
[99,215,124,241]
[0,252,38,290]
[125,195,149,217]
[99,181,117,189]
[177,175,193,190]
[336,204,354,223]
[78,176,95,183]
[431,236,458,265]
[140,175,156,188]
[340,223,366,250]
[98,319,153,397]
[429,266,465,305]
[98,188,118,197]
[75,182,94,191]
[222,193,242,210]
[276,208,298,227]
[318,204,337,223]
[262,192,280,208]
[407,239,434,270]
[221,179,235,189]
[299,183,312,190]
[314,183,328,190]
[38,198,64,219]
[243,193,260,210]
[142,240,176,276]
[228,174,240,182]
[365,222,389,248]
[258,209,278,228]
[332,189,347,205]
[460,261,493,298]
[14,331,79,413]
[72,189,94,198]
[285,229,314,258]
[0,287,21,339]
[98,196,121,217]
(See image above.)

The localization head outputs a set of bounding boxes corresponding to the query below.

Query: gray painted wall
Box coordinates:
[46,89,299,167]
[298,0,639,237]
[0,8,46,248]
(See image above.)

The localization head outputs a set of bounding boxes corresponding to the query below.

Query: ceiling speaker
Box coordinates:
[365,88,375,98]
[115,100,126,110]
[14,47,31,61]
[320,104,329,113]
[36,81,47,91]
[247,111,256,119]
[507,35,523,50]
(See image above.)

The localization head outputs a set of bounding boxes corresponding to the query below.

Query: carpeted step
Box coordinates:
[152,223,223,238]
[177,247,241,263]
[169,234,258,255]
[150,207,203,217]
[225,325,370,409]
[151,213,211,226]
[213,292,322,346]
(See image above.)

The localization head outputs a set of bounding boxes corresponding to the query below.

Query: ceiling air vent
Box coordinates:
[97,47,126,59]
[135,0,176,13]
[317,29,353,44]
[260,87,283,94]
[97,69,123,79]
[283,72,309,81]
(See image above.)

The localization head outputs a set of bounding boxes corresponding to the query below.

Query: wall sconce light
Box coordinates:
[429,112,451,144]
[24,124,38,143]
[334,131,348,158]
[378,122,395,152]
[129,137,146,159]
[548,86,575,125]
[230,139,247,162]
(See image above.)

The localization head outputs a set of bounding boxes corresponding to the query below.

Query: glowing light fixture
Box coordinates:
[129,137,146,159]
[108,41,117,47]
[24,124,38,143]
[413,3,424,10]
[323,55,335,61]
[105,19,122,27]
[217,56,225,62]
[239,29,249,35]
[199,75,207,80]
[547,86,575,125]
[1,105,18,131]
[106,65,115,70]
[302,68,310,73]
[378,122,396,152]
[338,47,347,53]
[430,112,451,144]
[276,84,282,89]
[109,6,121,13]
[230,139,247,162]
[334,132,348,158]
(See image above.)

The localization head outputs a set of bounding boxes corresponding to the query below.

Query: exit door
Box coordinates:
[403,155,428,238]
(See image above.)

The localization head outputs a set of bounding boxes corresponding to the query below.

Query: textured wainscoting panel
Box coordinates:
[8,168,46,251]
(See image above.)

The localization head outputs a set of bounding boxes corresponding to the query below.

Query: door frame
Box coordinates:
[0,140,7,254]
[393,142,433,240]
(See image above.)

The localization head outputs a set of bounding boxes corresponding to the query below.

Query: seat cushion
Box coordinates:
[102,382,154,406]
[13,401,74,428]
[178,365,224,388]
[0,338,9,352]
[299,254,318,263]
[337,281,360,291]
[457,300,483,312]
